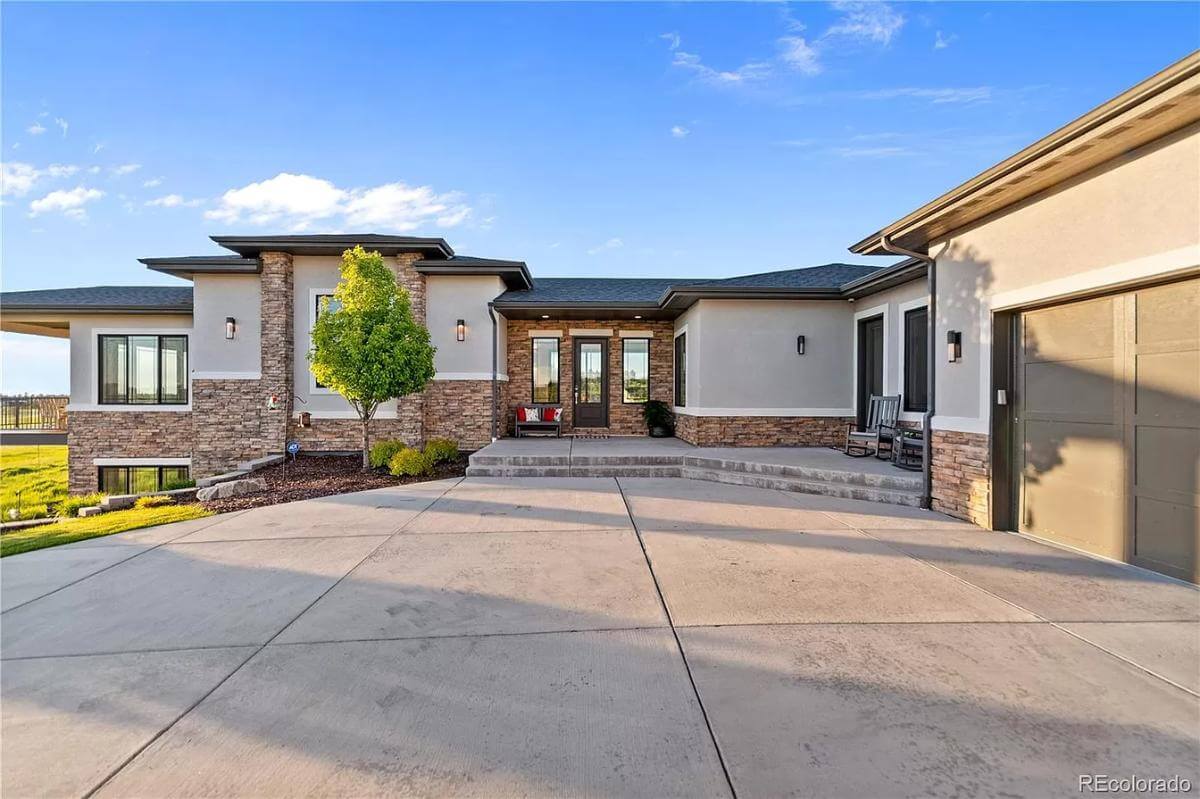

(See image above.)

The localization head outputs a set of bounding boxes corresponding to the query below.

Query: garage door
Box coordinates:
[1016,277,1199,582]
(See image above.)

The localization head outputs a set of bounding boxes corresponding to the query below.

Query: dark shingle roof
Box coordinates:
[0,286,193,312]
[692,263,881,289]
[495,278,710,305]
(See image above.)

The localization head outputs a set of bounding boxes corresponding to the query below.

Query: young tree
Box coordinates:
[308,246,436,468]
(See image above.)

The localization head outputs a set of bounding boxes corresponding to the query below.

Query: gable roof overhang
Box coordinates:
[850,51,1200,256]
[415,257,533,290]
[138,255,260,279]
[210,234,454,259]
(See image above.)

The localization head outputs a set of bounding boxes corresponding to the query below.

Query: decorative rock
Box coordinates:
[195,478,267,502]
[78,506,103,518]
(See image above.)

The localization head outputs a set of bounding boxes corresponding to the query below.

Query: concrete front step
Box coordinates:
[465,465,682,478]
[683,455,922,492]
[678,467,922,507]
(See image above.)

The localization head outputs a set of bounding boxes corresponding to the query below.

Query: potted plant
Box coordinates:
[643,400,675,438]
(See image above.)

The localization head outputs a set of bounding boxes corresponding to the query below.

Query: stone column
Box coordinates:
[393,253,427,446]
[260,251,295,453]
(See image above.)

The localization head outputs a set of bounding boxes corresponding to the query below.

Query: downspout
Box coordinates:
[879,237,936,510]
[487,302,498,442]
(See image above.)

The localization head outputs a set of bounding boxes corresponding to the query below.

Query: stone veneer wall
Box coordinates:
[67,411,194,493]
[190,379,271,477]
[674,414,852,447]
[931,429,990,526]
[423,379,495,450]
[505,319,675,436]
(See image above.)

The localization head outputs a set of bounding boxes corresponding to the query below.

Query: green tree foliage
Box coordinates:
[309,246,436,468]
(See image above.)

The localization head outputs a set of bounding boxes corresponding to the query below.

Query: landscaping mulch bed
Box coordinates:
[201,453,469,514]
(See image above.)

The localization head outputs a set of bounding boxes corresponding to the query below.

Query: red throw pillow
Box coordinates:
[542,407,558,422]
[517,407,529,422]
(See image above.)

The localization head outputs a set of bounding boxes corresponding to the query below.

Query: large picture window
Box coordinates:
[622,339,649,403]
[903,307,929,412]
[673,333,687,407]
[98,465,190,495]
[98,335,188,405]
[531,338,560,403]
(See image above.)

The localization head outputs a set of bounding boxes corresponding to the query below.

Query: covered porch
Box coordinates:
[467,437,925,507]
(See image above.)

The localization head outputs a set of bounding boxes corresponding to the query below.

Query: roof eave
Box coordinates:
[415,263,533,290]
[839,258,926,298]
[210,235,454,259]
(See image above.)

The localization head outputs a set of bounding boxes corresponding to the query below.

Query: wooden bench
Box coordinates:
[515,405,563,438]
[845,394,900,458]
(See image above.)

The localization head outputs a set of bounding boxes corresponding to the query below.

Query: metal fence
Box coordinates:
[0,395,68,430]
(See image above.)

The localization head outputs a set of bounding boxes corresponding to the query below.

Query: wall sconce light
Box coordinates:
[225,317,236,340]
[456,319,466,342]
[947,330,962,363]
[796,335,806,355]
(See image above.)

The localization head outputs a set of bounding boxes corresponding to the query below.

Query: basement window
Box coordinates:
[98,465,190,495]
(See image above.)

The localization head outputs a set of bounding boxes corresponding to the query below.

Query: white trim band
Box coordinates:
[569,328,613,337]
[673,407,855,417]
[292,410,400,420]
[527,329,563,338]
[618,330,655,339]
[93,457,191,466]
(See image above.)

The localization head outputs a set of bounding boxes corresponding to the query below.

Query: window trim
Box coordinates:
[902,304,929,413]
[309,290,339,393]
[97,334,189,406]
[621,337,650,404]
[97,464,191,495]
[530,337,561,404]
[673,330,687,408]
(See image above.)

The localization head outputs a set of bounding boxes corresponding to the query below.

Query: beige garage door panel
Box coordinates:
[1018,278,1199,583]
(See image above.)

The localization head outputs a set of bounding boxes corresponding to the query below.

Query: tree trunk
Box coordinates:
[361,413,371,470]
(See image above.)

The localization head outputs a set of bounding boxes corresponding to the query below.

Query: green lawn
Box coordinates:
[0,504,213,557]
[0,445,68,520]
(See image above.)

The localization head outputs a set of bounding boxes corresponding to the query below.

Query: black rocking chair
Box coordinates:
[845,394,901,458]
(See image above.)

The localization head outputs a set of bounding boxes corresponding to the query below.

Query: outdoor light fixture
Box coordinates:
[456,319,466,342]
[796,335,806,355]
[947,330,962,362]
[541,314,550,319]
[634,315,643,319]
[225,317,236,340]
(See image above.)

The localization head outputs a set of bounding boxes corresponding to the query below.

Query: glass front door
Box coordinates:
[573,338,608,427]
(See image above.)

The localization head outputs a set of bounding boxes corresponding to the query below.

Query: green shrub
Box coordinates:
[369,439,406,469]
[388,448,431,477]
[162,477,196,491]
[423,438,459,465]
[134,495,175,510]
[56,492,106,518]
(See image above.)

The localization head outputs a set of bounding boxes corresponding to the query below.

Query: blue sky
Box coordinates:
[2,2,1197,392]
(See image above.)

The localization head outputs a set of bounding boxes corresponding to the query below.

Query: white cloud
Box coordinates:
[110,163,142,176]
[87,165,101,174]
[670,125,690,139]
[778,35,822,75]
[587,237,624,255]
[1,162,79,197]
[660,31,681,50]
[672,49,771,86]
[26,122,46,136]
[146,193,202,208]
[855,86,992,104]
[834,145,911,158]
[934,30,956,50]
[53,117,69,137]
[825,1,905,45]
[143,177,162,188]
[92,143,105,154]
[206,172,472,233]
[29,186,104,219]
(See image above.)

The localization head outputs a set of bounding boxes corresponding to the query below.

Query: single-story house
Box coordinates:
[3,51,1196,580]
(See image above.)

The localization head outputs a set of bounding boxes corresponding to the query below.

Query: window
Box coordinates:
[622,339,649,403]
[903,307,929,412]
[98,465,190,495]
[531,338,560,403]
[673,333,687,407]
[98,335,188,405]
[312,294,342,389]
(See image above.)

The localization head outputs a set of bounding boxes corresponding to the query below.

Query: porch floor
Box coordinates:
[468,438,924,507]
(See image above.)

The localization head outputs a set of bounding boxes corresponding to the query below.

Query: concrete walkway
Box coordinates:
[2,477,1196,797]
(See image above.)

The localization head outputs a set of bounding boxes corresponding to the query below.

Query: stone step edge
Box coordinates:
[679,467,922,507]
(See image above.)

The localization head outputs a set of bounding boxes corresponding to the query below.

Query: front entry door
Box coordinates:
[857,316,884,427]
[574,338,608,428]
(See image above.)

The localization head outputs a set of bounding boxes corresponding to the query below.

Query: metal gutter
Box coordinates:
[880,237,936,510]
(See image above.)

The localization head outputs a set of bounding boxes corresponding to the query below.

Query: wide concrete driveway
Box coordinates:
[3,476,1197,797]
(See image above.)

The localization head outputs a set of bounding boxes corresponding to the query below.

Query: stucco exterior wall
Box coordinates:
[425,274,506,378]
[191,273,261,378]
[932,121,1200,434]
[680,299,855,414]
